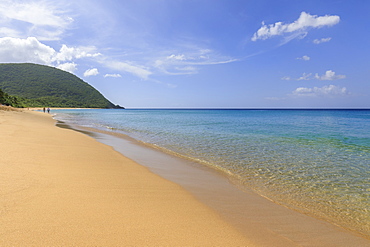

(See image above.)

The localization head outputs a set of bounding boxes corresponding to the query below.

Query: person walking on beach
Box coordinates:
[43,107,45,113]
[47,107,50,114]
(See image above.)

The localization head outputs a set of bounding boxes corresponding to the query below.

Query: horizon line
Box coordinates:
[123,107,370,110]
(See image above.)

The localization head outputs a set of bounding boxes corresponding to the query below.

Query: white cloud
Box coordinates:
[252,12,340,41]
[0,0,73,41]
[57,62,77,73]
[315,70,346,80]
[104,61,152,80]
[0,36,103,74]
[167,54,186,60]
[292,85,348,97]
[0,37,150,81]
[0,37,55,64]
[154,54,198,75]
[297,55,310,61]
[313,37,332,44]
[84,68,99,77]
[297,73,312,81]
[282,70,345,81]
[0,27,20,37]
[154,49,237,75]
[282,72,313,81]
[104,74,122,78]
[0,1,71,27]
[175,66,197,73]
[54,45,101,62]
[281,76,291,80]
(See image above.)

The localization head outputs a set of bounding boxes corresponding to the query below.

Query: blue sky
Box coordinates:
[0,0,369,108]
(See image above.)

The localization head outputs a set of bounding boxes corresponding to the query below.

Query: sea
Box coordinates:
[53,108,370,237]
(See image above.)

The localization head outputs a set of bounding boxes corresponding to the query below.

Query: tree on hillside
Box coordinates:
[0,88,22,107]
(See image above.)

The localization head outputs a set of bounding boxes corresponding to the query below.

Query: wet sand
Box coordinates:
[0,110,250,246]
[71,123,370,247]
[1,109,370,246]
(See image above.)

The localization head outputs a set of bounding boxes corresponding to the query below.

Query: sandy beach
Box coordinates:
[0,109,251,246]
[1,109,370,246]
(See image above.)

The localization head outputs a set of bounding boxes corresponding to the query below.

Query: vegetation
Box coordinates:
[0,88,22,107]
[0,63,123,108]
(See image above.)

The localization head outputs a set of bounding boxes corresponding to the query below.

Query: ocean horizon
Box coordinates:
[53,108,370,238]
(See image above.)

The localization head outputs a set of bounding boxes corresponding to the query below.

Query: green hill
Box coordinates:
[0,63,123,108]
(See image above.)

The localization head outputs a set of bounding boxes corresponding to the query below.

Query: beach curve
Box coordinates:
[0,110,252,246]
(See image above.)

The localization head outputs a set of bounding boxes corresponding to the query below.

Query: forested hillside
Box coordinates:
[0,63,123,108]
[0,88,22,107]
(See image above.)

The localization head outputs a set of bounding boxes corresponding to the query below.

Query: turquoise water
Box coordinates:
[54,109,370,237]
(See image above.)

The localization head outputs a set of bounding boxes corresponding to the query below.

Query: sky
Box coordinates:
[0,0,369,108]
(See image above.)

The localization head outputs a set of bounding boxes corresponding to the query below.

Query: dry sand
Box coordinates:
[0,110,251,246]
[1,109,370,247]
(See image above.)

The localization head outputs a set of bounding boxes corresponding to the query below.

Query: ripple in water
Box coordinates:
[54,109,370,237]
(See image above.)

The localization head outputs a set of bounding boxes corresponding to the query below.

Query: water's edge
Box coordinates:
[55,120,370,246]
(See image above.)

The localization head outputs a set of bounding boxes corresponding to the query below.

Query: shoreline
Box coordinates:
[58,117,370,246]
[0,110,251,246]
[1,109,370,246]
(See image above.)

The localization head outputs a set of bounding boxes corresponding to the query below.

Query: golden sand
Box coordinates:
[0,110,251,246]
[1,109,370,246]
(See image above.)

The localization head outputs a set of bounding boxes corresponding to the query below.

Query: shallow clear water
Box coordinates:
[54,109,370,236]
